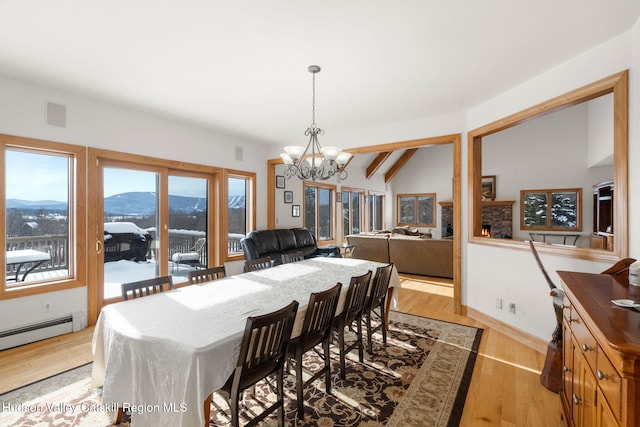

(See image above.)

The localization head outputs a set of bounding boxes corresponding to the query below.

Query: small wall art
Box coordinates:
[481,175,496,200]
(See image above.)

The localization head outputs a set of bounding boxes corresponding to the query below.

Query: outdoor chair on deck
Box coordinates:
[244,256,272,272]
[333,270,372,379]
[171,237,206,272]
[363,263,393,354]
[121,276,174,301]
[214,300,299,427]
[287,283,342,418]
[188,266,226,284]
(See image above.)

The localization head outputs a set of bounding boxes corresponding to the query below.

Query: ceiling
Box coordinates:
[0,1,639,148]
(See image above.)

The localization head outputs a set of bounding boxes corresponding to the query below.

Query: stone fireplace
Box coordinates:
[440,200,515,239]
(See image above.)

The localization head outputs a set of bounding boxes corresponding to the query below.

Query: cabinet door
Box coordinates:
[596,395,619,427]
[574,352,597,427]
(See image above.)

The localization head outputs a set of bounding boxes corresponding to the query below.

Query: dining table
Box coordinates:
[91,257,400,427]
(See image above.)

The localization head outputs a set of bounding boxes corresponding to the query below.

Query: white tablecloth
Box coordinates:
[92,257,399,427]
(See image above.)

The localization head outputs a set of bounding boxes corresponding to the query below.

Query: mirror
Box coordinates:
[468,70,628,261]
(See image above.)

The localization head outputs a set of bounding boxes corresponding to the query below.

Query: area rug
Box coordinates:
[0,311,482,427]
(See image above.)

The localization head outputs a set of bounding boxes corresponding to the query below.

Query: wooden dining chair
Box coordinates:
[281,251,304,264]
[215,300,299,427]
[287,282,342,418]
[121,275,173,301]
[363,263,393,354]
[188,265,226,284]
[333,270,371,379]
[244,256,272,272]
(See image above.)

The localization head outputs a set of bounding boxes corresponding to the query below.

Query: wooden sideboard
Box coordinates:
[558,271,640,427]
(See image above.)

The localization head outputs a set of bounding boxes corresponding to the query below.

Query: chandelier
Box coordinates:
[280,65,352,181]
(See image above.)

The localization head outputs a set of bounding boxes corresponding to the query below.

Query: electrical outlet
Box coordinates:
[495,298,502,309]
[509,303,516,314]
[43,302,52,313]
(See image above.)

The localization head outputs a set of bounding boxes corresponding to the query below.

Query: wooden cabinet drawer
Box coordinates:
[571,315,597,371]
[596,349,622,423]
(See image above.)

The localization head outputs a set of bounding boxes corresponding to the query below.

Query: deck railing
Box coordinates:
[6,231,246,278]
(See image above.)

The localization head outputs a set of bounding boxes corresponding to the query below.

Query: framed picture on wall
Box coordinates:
[292,205,300,217]
[336,192,342,203]
[482,175,496,200]
[284,191,293,204]
[276,175,285,189]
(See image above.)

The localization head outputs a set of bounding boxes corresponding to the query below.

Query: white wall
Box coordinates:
[0,75,268,331]
[587,93,614,167]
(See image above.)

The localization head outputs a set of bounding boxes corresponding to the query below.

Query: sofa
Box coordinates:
[241,228,341,265]
[346,233,453,278]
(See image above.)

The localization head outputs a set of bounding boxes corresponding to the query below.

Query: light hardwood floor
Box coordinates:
[0,274,565,426]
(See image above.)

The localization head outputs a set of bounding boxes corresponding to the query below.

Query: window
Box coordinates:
[342,187,363,237]
[396,193,436,227]
[367,191,385,232]
[521,188,582,231]
[1,136,86,298]
[304,182,335,242]
[225,170,256,258]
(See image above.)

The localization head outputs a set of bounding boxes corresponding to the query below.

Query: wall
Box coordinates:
[0,75,268,331]
[464,28,637,341]
[389,144,453,238]
[482,102,613,245]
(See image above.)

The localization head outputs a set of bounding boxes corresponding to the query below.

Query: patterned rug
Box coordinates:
[0,311,482,426]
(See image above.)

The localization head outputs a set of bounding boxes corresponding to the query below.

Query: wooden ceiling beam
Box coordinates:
[384,148,418,183]
[365,151,392,179]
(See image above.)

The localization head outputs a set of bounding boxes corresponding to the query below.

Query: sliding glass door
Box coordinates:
[102,167,160,299]
[88,150,219,316]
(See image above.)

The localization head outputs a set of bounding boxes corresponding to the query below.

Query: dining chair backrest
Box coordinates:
[244,256,272,272]
[188,266,226,284]
[121,275,173,301]
[220,299,299,427]
[281,251,304,264]
[298,282,342,350]
[234,300,299,389]
[366,263,393,310]
[342,270,372,326]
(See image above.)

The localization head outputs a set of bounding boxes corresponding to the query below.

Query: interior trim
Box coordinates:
[467,70,628,262]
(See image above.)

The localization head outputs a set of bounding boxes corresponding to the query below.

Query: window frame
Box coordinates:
[1,134,87,299]
[303,181,336,243]
[341,186,364,239]
[396,193,436,228]
[520,188,582,231]
[367,190,386,232]
[222,169,256,261]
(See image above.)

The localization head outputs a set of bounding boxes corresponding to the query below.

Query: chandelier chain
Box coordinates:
[311,71,316,128]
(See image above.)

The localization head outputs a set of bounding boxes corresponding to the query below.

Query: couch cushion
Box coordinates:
[292,228,316,247]
[346,234,390,263]
[246,230,279,256]
[388,236,453,278]
[274,229,297,252]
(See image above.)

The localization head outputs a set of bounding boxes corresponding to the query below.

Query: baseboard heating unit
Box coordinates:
[0,313,81,351]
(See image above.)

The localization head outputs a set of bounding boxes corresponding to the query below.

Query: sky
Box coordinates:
[6,150,246,201]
